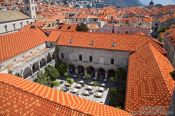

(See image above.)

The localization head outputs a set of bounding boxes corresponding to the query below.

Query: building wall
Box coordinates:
[0,18,34,34]
[0,43,46,72]
[58,46,130,71]
[163,38,175,68]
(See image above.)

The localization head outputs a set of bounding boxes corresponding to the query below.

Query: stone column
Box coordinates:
[75,67,78,74]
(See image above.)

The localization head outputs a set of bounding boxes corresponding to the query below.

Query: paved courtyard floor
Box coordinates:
[54,76,110,104]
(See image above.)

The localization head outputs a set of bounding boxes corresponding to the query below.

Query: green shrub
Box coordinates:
[66,77,74,85]
[92,81,100,87]
[85,73,91,80]
[51,81,60,87]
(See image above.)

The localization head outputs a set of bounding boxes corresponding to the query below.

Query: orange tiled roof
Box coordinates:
[47,31,62,42]
[0,26,47,62]
[125,43,175,116]
[0,73,132,116]
[56,31,166,54]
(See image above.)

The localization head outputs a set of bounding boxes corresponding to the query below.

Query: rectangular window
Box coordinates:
[61,53,64,59]
[13,59,16,63]
[111,58,114,64]
[89,56,92,62]
[79,55,82,61]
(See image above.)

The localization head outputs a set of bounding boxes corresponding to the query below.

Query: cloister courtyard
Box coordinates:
[34,63,127,108]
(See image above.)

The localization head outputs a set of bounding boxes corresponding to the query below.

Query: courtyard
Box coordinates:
[54,75,110,104]
[34,64,127,108]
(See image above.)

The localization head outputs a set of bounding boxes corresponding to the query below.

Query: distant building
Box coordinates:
[0,0,36,34]
[149,0,154,7]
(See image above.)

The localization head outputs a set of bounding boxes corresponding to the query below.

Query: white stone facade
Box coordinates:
[0,18,34,34]
[0,43,55,81]
[58,46,130,78]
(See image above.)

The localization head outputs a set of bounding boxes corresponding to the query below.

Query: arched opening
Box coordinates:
[23,67,32,79]
[32,62,39,73]
[108,69,115,78]
[78,65,84,76]
[87,66,95,77]
[52,51,56,60]
[98,68,105,78]
[40,58,46,68]
[47,53,52,63]
[69,64,75,74]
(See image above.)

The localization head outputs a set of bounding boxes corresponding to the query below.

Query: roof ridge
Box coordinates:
[148,43,175,95]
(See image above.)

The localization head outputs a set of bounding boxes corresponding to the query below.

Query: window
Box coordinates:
[25,0,29,3]
[4,25,7,31]
[20,22,23,27]
[13,59,16,63]
[79,55,82,61]
[89,56,92,62]
[26,7,29,10]
[61,53,64,59]
[13,23,16,30]
[0,66,4,70]
[111,58,114,64]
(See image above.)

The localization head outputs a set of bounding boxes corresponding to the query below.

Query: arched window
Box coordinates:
[13,23,16,30]
[20,22,23,27]
[4,25,7,31]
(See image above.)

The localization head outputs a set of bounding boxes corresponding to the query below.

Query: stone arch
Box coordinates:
[40,58,46,68]
[108,69,115,78]
[52,51,56,60]
[78,65,84,76]
[98,68,105,78]
[23,67,32,79]
[69,64,75,74]
[32,62,39,73]
[47,53,52,63]
[87,66,95,77]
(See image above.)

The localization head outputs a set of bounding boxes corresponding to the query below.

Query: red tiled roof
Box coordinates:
[125,43,175,116]
[0,73,132,116]
[56,31,166,54]
[47,31,62,42]
[0,26,48,62]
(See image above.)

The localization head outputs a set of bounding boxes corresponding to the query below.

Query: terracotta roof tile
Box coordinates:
[125,43,175,116]
[0,74,132,116]
[56,31,166,54]
[0,26,48,62]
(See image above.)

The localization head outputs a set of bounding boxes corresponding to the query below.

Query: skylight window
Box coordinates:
[89,40,94,46]
[68,39,73,44]
[112,42,116,47]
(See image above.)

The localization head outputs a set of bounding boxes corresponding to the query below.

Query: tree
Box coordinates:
[45,65,60,81]
[116,68,127,81]
[35,72,52,87]
[56,63,67,75]
[109,88,118,107]
[76,23,89,32]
